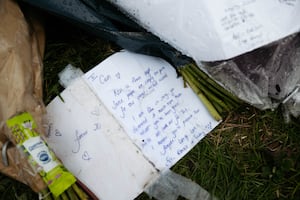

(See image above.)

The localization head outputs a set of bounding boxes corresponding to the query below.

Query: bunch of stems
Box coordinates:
[40,183,89,200]
[179,63,242,121]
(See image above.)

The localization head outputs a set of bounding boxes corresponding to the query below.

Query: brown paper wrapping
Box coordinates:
[0,0,47,192]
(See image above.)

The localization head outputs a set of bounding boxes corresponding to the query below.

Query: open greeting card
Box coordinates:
[46,51,220,200]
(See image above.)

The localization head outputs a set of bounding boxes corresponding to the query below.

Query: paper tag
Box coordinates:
[22,136,59,173]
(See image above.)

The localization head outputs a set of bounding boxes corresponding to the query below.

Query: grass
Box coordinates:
[1,14,300,200]
[171,107,300,199]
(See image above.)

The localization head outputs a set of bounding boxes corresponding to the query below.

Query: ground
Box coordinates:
[0,12,300,200]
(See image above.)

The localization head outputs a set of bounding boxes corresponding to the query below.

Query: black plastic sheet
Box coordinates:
[21,0,192,67]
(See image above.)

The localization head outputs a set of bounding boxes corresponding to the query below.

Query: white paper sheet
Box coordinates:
[109,0,300,61]
[46,78,158,200]
[84,51,220,170]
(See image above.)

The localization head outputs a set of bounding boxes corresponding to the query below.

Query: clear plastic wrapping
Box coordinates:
[202,33,300,117]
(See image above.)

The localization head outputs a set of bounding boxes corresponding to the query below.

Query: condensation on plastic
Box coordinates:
[286,95,300,118]
[145,169,217,200]
[201,33,300,113]
[283,85,300,121]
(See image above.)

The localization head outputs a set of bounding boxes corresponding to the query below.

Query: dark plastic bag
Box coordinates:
[21,0,192,67]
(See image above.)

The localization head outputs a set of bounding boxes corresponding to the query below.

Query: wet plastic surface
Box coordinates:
[203,33,300,113]
[22,0,192,67]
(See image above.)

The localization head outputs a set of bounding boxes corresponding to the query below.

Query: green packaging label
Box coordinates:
[6,112,76,197]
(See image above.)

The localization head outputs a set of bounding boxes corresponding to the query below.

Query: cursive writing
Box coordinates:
[46,123,53,138]
[82,151,92,161]
[93,123,101,131]
[72,130,88,153]
[55,129,62,137]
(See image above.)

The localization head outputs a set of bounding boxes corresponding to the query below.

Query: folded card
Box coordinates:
[46,51,220,199]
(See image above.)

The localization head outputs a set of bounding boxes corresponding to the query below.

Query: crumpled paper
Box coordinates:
[0,0,47,192]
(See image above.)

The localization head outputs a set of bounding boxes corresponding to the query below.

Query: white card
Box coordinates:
[109,0,300,61]
[46,78,158,200]
[84,51,219,170]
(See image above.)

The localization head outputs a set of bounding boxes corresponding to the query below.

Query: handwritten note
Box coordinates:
[46,78,158,200]
[109,0,300,61]
[85,51,219,170]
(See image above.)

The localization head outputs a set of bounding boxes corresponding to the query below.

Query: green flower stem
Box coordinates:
[180,69,222,121]
[66,187,79,200]
[188,64,241,104]
[60,192,69,200]
[185,66,238,109]
[41,189,53,200]
[72,184,89,200]
[184,67,231,111]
